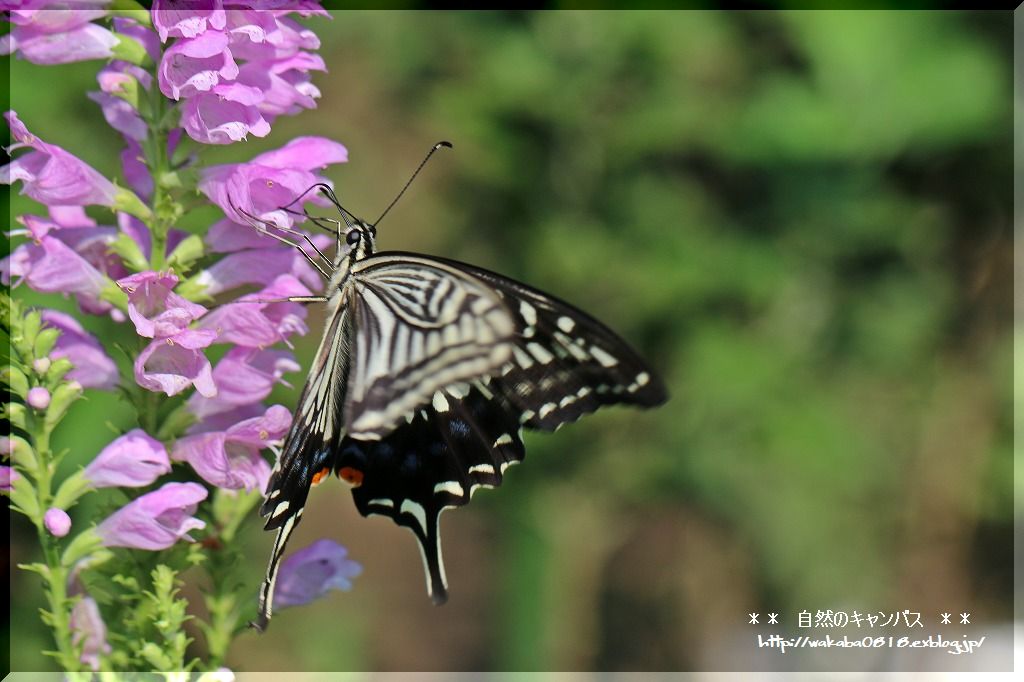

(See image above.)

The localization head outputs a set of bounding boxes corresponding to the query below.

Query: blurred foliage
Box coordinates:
[7,10,1011,672]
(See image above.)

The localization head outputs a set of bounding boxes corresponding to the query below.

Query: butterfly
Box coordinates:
[247,143,667,631]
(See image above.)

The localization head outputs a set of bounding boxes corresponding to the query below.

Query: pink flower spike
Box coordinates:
[39,310,119,391]
[118,271,208,339]
[2,111,118,207]
[44,508,71,537]
[96,481,208,550]
[83,429,172,489]
[172,404,290,491]
[134,329,218,397]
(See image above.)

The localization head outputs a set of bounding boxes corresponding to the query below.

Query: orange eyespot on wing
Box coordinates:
[312,467,331,486]
[338,466,364,487]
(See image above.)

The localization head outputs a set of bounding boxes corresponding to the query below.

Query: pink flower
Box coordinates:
[134,328,218,397]
[158,29,238,100]
[96,481,208,550]
[1,465,20,492]
[44,507,72,537]
[180,83,271,144]
[83,429,172,488]
[70,596,111,671]
[197,274,311,346]
[121,138,153,200]
[2,111,118,207]
[186,245,325,296]
[187,347,299,420]
[199,136,347,228]
[39,310,119,390]
[275,539,361,607]
[1,7,116,65]
[172,404,291,491]
[117,271,208,339]
[152,0,227,42]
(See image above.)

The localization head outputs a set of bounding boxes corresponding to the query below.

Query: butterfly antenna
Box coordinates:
[375,141,453,227]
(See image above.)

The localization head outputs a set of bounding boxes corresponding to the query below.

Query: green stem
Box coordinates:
[27,410,80,671]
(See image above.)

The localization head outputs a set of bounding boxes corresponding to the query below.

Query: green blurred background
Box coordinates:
[7,10,1013,672]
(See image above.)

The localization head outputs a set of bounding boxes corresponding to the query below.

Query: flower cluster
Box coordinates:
[154,1,328,144]
[3,3,360,673]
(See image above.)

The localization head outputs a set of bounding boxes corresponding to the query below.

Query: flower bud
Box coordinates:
[44,508,72,537]
[110,33,150,67]
[27,386,51,410]
[33,357,51,375]
[33,327,60,359]
[3,366,30,396]
[113,186,153,222]
[45,357,75,385]
[5,403,27,430]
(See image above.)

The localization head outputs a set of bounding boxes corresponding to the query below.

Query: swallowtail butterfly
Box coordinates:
[249,143,667,631]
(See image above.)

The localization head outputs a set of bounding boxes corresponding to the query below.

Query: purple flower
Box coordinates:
[186,245,326,296]
[2,216,130,321]
[121,138,153,200]
[134,328,218,397]
[1,465,20,492]
[152,0,227,43]
[180,83,271,144]
[237,54,324,119]
[83,429,172,488]
[187,347,299,419]
[70,596,111,671]
[118,271,208,338]
[158,29,238,100]
[44,507,72,537]
[1,7,116,65]
[96,481,207,550]
[39,310,119,391]
[2,111,117,207]
[172,404,290,491]
[274,539,362,608]
[199,136,347,228]
[113,16,161,62]
[27,386,51,410]
[197,274,311,346]
[88,62,150,142]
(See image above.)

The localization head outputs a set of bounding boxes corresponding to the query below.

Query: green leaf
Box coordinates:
[2,365,29,397]
[167,234,206,274]
[10,473,41,521]
[113,186,154,222]
[110,33,150,67]
[108,232,150,272]
[53,470,93,511]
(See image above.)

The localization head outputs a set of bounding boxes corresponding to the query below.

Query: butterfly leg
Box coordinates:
[233,295,330,304]
[231,206,334,281]
[280,205,345,255]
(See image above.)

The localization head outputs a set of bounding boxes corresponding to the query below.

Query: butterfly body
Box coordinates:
[252,195,666,632]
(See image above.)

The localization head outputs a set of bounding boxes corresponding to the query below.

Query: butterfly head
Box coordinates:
[342,220,377,262]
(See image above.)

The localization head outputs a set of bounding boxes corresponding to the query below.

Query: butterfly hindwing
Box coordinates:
[336,379,525,603]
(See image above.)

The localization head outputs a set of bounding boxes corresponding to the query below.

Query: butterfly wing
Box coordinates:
[335,378,524,604]
[255,255,517,628]
[343,254,517,439]
[331,253,668,603]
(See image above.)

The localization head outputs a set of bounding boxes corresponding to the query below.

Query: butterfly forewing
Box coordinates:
[345,255,517,439]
